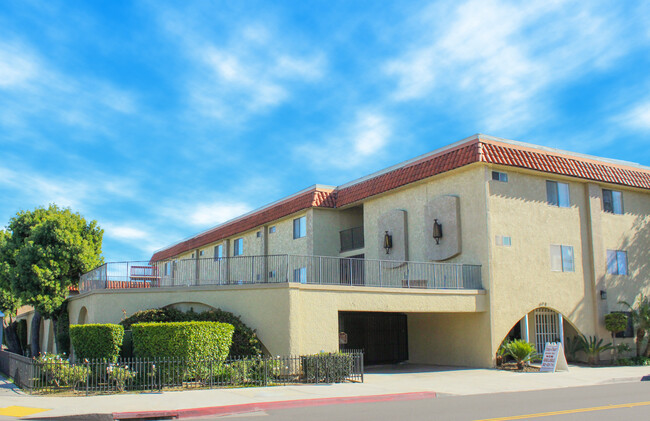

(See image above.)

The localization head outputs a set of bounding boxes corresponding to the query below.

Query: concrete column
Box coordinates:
[585,183,607,336]
[558,313,564,346]
[523,314,530,342]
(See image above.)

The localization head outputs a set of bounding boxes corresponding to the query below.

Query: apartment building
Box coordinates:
[65,134,650,367]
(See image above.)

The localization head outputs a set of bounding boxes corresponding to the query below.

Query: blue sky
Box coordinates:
[1,0,650,262]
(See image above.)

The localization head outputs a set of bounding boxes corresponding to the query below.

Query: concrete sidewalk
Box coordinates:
[1,364,649,419]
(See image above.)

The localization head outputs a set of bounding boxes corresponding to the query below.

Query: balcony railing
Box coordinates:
[339,226,364,252]
[79,255,482,293]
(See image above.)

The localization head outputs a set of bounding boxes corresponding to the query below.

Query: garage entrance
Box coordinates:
[338,312,408,365]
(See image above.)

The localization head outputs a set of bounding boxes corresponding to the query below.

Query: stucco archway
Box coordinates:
[78,307,88,325]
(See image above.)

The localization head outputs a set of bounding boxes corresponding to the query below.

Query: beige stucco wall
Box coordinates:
[486,165,650,356]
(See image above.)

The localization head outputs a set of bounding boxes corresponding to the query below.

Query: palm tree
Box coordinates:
[577,335,613,365]
[619,294,650,357]
[505,339,539,370]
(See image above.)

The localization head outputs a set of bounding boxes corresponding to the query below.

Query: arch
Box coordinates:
[163,302,217,314]
[495,306,584,355]
[78,307,88,325]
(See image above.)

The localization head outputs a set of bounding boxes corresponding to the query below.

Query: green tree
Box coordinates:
[619,294,650,358]
[0,205,103,356]
[604,312,628,362]
[0,229,24,354]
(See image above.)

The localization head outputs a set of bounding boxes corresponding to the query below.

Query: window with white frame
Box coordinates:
[164,262,172,276]
[293,216,306,239]
[199,250,204,256]
[546,181,570,207]
[268,270,276,278]
[495,235,512,246]
[233,238,243,256]
[191,252,195,259]
[214,244,223,261]
[607,250,628,275]
[492,171,508,182]
[550,245,575,272]
[256,231,261,238]
[603,189,624,214]
[269,226,276,233]
[293,267,307,283]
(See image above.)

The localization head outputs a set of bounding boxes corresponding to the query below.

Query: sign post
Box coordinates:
[540,342,569,372]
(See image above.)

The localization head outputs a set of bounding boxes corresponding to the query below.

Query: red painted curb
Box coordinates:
[112,391,437,419]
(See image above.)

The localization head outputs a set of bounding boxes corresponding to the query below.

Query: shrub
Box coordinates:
[577,335,613,365]
[121,308,262,357]
[107,363,136,392]
[132,321,233,361]
[69,324,124,362]
[16,319,28,353]
[301,353,353,383]
[36,354,90,391]
[505,340,539,370]
[120,330,133,359]
[564,336,582,362]
[614,357,634,366]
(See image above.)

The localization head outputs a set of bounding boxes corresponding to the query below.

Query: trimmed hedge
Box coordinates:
[132,321,234,363]
[121,308,262,357]
[301,353,353,383]
[69,324,124,362]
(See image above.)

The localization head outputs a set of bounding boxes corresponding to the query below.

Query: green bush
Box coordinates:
[16,319,28,353]
[614,357,634,366]
[69,324,124,362]
[504,339,539,370]
[301,353,353,383]
[36,354,90,391]
[119,330,133,358]
[132,321,233,361]
[121,307,262,357]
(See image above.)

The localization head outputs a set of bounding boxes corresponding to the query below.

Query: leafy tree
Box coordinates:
[619,294,650,357]
[0,230,24,354]
[604,313,628,361]
[0,205,103,356]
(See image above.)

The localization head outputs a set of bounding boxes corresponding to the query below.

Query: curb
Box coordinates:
[112,391,438,420]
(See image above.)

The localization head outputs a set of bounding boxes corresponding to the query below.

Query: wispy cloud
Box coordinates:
[617,101,650,131]
[384,0,631,132]
[101,222,175,255]
[156,10,325,123]
[159,200,252,229]
[297,111,391,170]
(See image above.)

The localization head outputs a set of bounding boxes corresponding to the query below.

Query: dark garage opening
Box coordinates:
[339,311,408,365]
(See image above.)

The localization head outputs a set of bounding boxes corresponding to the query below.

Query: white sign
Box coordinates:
[540,342,569,373]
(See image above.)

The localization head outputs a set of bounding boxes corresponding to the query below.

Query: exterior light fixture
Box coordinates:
[433,219,443,245]
[600,290,607,300]
[383,231,393,254]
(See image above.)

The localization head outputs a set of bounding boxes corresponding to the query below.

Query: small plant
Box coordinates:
[496,340,510,366]
[578,335,613,365]
[504,340,539,370]
[36,353,90,391]
[605,313,628,362]
[564,336,582,362]
[107,364,136,392]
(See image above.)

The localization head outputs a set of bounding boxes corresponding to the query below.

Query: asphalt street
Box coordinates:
[182,381,650,421]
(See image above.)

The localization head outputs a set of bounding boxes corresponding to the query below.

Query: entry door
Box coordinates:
[534,308,559,351]
[339,312,408,365]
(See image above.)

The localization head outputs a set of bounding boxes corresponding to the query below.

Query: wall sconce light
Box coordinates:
[383,231,393,254]
[433,219,443,245]
[600,290,607,300]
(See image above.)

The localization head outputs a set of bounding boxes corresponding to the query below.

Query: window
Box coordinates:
[293,267,307,283]
[256,231,262,238]
[614,311,634,338]
[164,262,172,276]
[603,189,623,214]
[233,238,243,256]
[269,226,276,234]
[546,181,570,207]
[550,245,575,272]
[293,216,306,239]
[191,253,195,259]
[607,250,628,275]
[495,235,512,246]
[268,270,276,278]
[492,171,508,182]
[213,245,223,261]
[199,250,204,256]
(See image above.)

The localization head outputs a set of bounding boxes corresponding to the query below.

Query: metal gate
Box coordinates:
[534,308,559,352]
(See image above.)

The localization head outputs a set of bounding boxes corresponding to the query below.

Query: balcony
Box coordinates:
[340,226,364,252]
[79,255,482,293]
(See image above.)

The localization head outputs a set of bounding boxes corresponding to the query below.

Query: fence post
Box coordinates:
[263,357,268,387]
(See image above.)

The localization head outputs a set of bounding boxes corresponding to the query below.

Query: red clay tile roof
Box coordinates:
[151,187,336,262]
[151,136,650,262]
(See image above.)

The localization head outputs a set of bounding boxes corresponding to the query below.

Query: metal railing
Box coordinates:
[80,255,482,293]
[1,352,363,395]
[340,226,364,252]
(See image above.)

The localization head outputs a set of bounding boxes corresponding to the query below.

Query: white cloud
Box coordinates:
[617,101,650,131]
[0,42,40,88]
[156,10,325,123]
[101,222,174,254]
[384,0,629,132]
[297,111,391,170]
[159,200,252,228]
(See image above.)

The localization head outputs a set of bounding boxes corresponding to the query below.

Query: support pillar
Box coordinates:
[558,313,564,346]
[523,314,530,342]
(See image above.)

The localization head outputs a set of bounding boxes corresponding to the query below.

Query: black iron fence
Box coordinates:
[0,351,363,395]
